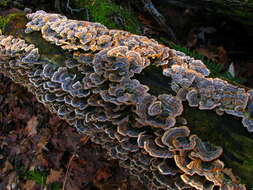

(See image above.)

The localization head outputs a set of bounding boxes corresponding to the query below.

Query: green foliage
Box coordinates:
[23,169,47,186]
[50,183,62,190]
[0,16,10,32]
[159,38,246,84]
[18,169,61,190]
[73,0,141,34]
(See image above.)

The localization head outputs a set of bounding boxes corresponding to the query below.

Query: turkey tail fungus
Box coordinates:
[1,10,253,189]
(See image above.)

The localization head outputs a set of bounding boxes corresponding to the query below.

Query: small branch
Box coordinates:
[140,0,177,42]
[66,0,90,21]
[66,0,85,13]
[62,154,77,190]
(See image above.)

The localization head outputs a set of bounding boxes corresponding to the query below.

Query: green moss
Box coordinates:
[16,168,61,190]
[73,0,141,34]
[209,0,253,26]
[0,16,10,32]
[0,12,24,33]
[24,169,47,186]
[0,0,9,7]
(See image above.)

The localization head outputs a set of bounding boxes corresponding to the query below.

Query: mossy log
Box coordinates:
[1,11,253,190]
[152,0,253,27]
[72,0,142,35]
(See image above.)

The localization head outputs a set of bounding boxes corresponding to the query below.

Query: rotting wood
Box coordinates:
[0,11,253,189]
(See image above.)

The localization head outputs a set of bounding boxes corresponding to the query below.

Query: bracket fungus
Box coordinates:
[0,10,252,190]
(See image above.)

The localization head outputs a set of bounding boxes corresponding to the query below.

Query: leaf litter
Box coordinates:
[0,74,145,190]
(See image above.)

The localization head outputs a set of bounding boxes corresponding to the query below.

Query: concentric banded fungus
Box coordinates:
[162,50,253,132]
[0,10,249,190]
[190,136,223,162]
[161,126,190,148]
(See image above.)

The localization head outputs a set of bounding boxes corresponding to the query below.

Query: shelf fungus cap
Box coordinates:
[186,159,224,177]
[144,139,173,158]
[186,88,200,107]
[171,134,197,151]
[189,60,210,77]
[190,136,223,162]
[181,174,214,190]
[157,160,179,176]
[148,101,162,116]
[161,126,191,148]
[242,117,253,132]
[158,94,183,117]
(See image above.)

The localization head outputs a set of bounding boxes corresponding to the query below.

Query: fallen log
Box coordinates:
[152,0,253,27]
[0,11,253,189]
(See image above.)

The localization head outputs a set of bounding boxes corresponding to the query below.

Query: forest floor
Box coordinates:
[0,74,145,190]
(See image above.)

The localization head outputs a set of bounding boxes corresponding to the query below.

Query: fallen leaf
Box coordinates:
[138,15,153,26]
[49,115,61,126]
[22,180,36,189]
[26,116,38,137]
[95,168,112,182]
[46,169,63,184]
[37,135,48,152]
[11,107,29,120]
[65,178,80,190]
[80,136,89,144]
[7,171,17,187]
[186,33,198,48]
[36,154,49,167]
[195,47,217,61]
[217,46,228,65]
[2,160,13,173]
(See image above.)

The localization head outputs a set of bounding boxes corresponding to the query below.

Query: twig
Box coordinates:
[62,154,77,190]
[140,0,177,42]
[66,0,85,13]
[66,0,90,21]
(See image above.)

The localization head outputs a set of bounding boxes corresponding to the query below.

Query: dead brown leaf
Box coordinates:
[37,135,48,153]
[95,168,112,182]
[36,154,49,167]
[65,178,80,190]
[46,169,63,184]
[7,171,17,187]
[2,160,13,174]
[11,107,30,120]
[80,136,89,144]
[26,116,38,137]
[186,33,198,48]
[217,46,228,65]
[138,15,153,26]
[195,47,217,61]
[22,180,36,189]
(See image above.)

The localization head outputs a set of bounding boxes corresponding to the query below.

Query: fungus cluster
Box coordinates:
[162,52,253,132]
[0,10,250,190]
